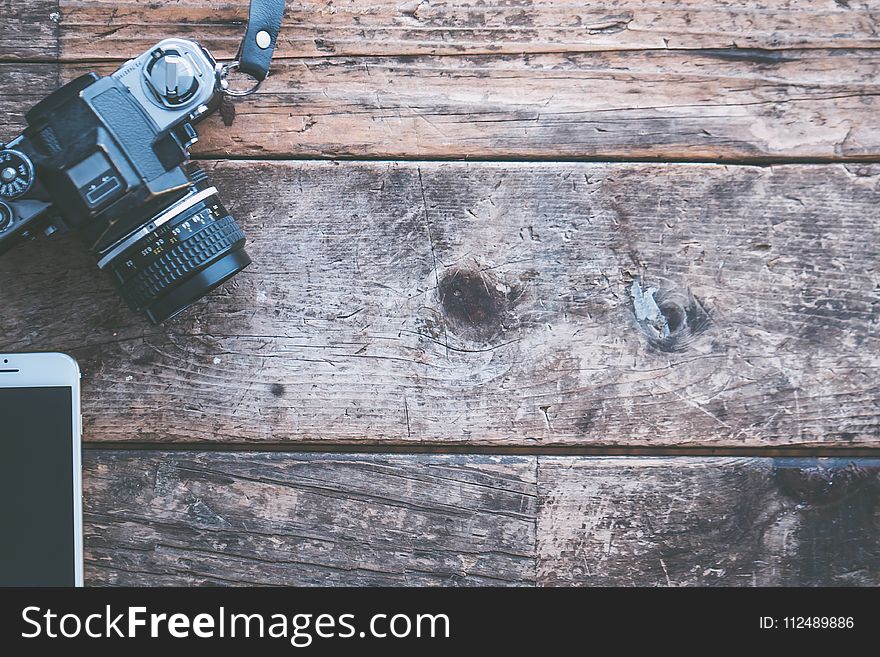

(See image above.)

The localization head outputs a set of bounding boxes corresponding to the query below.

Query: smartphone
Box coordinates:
[0,352,82,586]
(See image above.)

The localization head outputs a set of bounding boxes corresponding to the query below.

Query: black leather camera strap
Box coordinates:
[236,0,286,82]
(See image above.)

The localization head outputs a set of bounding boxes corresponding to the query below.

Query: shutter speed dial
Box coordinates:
[0,149,35,199]
[143,47,201,109]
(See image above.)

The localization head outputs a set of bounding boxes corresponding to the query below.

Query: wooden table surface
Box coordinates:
[2,0,879,585]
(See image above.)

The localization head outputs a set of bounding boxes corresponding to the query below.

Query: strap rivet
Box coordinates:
[255,30,272,49]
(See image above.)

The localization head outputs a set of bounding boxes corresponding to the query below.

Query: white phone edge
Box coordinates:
[0,352,83,587]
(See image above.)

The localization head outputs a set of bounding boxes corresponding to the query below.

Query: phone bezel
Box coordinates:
[0,352,83,587]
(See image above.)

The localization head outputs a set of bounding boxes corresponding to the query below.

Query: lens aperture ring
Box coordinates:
[112,203,221,286]
[123,214,245,310]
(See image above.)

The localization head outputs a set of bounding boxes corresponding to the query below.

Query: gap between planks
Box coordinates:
[10,45,880,66]
[186,154,880,166]
[82,443,880,458]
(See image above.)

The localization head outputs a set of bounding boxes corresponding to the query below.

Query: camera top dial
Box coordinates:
[112,38,221,133]
[143,48,201,109]
[0,149,35,200]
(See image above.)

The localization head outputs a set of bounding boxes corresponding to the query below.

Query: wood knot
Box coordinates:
[774,462,880,507]
[438,267,522,343]
[630,280,710,352]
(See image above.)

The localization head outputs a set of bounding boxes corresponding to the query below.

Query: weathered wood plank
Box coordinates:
[55,0,880,60]
[7,2,880,159]
[83,453,880,586]
[0,64,58,136]
[55,48,880,160]
[84,452,537,586]
[0,0,58,61]
[537,457,880,586]
[1,161,877,447]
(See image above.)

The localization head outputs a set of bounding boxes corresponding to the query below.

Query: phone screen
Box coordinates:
[0,386,76,586]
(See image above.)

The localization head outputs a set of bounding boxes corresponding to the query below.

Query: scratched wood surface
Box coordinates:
[3,2,880,159]
[84,452,538,586]
[1,1,879,585]
[538,457,880,586]
[0,0,58,61]
[52,0,880,59]
[2,161,879,448]
[0,65,57,132]
[84,454,880,586]
[67,50,880,160]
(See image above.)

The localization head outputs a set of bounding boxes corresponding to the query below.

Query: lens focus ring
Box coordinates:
[122,214,245,310]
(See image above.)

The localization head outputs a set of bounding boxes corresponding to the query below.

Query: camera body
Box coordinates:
[0,39,251,323]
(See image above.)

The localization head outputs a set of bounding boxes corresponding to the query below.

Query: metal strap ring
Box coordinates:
[219,61,263,97]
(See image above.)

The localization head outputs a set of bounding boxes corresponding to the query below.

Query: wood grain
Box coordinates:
[538,457,880,586]
[84,452,537,586]
[5,0,878,591]
[7,3,880,159]
[53,0,880,60]
[51,48,880,160]
[0,64,57,136]
[83,452,880,586]
[1,161,877,448]
[0,0,58,61]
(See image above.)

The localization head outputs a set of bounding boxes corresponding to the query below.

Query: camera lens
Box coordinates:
[98,169,251,323]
